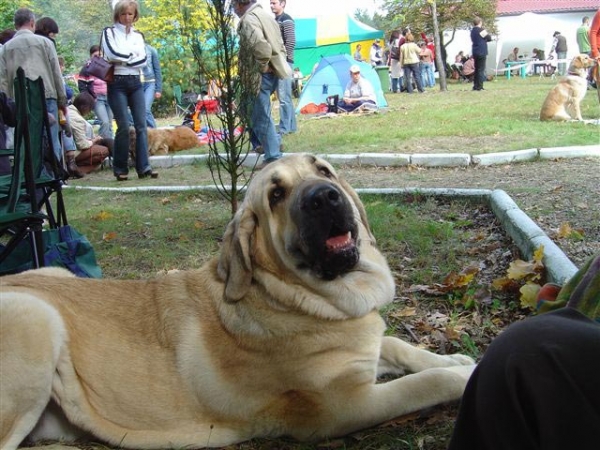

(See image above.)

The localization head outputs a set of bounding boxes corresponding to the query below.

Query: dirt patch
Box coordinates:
[341,157,600,268]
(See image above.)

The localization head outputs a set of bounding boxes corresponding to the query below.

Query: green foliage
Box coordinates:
[0,0,31,31]
[136,0,211,95]
[379,0,498,60]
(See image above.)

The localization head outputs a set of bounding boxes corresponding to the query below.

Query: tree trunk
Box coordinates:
[431,0,448,91]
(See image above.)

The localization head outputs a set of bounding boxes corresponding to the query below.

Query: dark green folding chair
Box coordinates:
[0,68,69,227]
[0,68,47,271]
[24,71,69,228]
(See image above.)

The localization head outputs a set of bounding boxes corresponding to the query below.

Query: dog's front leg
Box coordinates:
[572,99,583,121]
[311,364,475,441]
[376,336,474,377]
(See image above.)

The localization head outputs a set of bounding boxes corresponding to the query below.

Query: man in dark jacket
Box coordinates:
[550,31,568,76]
[470,16,492,91]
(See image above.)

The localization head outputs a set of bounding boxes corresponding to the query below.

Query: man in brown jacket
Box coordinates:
[233,0,291,168]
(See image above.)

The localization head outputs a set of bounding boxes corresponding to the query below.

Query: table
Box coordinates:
[505,60,528,79]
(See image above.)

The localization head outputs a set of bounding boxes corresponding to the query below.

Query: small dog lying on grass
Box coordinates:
[147,126,200,155]
[129,126,201,162]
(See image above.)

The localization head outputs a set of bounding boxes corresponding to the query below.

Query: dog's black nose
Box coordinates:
[304,184,342,212]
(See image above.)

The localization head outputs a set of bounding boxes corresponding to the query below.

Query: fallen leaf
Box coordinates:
[520,282,541,310]
[102,231,117,241]
[92,210,113,221]
[390,307,417,318]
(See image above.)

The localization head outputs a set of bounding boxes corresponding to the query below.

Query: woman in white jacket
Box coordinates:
[102,0,156,181]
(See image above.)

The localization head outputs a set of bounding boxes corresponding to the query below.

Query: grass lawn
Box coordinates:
[158,75,599,157]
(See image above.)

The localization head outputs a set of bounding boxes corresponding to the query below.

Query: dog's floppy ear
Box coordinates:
[218,206,257,302]
[339,178,376,244]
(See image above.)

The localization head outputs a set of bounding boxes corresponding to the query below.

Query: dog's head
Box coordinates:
[569,54,594,75]
[217,154,395,319]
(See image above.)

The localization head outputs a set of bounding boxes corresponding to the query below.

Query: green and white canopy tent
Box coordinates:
[293,15,384,75]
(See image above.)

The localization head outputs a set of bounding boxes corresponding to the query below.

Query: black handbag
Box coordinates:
[87,28,114,82]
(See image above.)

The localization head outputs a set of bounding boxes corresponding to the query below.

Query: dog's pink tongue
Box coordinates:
[325,232,352,251]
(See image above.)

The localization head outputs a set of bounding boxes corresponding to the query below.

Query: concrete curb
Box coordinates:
[148,144,600,168]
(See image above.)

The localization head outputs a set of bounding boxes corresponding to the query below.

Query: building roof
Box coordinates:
[497,0,599,16]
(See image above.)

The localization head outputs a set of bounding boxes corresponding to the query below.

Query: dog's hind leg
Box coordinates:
[0,294,67,450]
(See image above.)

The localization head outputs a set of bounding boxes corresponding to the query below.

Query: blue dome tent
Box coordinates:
[295,54,388,114]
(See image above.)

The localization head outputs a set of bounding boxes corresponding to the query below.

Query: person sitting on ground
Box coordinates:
[67,92,113,175]
[455,50,467,64]
[448,253,600,450]
[337,65,377,113]
[462,56,475,81]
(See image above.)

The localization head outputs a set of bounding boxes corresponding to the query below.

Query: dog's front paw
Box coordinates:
[445,363,477,383]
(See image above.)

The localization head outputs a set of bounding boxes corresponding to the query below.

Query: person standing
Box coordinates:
[419,41,435,88]
[142,42,162,128]
[353,44,365,62]
[233,0,291,169]
[590,9,600,92]
[591,8,600,58]
[399,32,424,94]
[270,0,296,136]
[387,31,402,93]
[550,31,568,76]
[102,0,157,181]
[78,45,114,140]
[370,39,383,67]
[0,8,67,164]
[470,16,492,91]
[577,16,591,55]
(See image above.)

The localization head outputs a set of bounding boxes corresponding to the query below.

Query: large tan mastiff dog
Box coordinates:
[0,154,475,449]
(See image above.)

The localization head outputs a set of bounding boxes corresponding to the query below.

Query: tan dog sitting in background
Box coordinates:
[148,126,200,155]
[540,54,594,121]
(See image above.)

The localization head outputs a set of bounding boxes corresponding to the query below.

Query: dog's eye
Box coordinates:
[317,165,332,178]
[269,186,286,205]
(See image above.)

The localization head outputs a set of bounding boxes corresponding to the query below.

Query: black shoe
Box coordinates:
[138,170,159,179]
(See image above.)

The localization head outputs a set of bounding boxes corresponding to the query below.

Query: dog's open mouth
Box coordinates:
[326,231,354,253]
[290,182,360,280]
[319,229,359,280]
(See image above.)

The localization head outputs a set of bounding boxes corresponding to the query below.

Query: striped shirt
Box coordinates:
[276,12,295,63]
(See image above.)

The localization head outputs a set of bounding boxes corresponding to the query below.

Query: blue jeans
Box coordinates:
[420,62,435,88]
[404,63,424,93]
[277,62,296,134]
[94,94,113,139]
[107,75,151,176]
[252,73,282,163]
[143,81,157,128]
[557,51,567,76]
[45,99,63,163]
